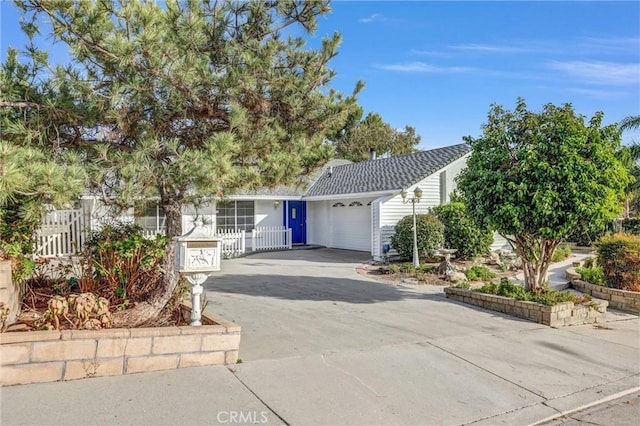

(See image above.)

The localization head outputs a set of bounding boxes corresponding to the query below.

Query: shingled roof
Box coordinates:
[305,143,470,198]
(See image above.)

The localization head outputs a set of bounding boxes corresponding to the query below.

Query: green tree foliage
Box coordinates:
[458,98,630,291]
[332,112,420,162]
[620,115,640,132]
[391,213,444,260]
[5,0,361,324]
[0,142,85,281]
[433,201,492,259]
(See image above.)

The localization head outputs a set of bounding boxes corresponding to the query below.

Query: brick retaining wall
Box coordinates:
[566,270,640,315]
[0,307,240,386]
[444,287,607,327]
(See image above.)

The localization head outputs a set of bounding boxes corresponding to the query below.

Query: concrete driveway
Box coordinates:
[204,249,640,425]
[2,248,638,426]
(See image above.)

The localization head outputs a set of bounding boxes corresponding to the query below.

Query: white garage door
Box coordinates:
[330,199,372,252]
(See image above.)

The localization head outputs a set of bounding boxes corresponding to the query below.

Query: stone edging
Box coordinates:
[444,287,607,327]
[566,268,640,315]
[0,306,241,387]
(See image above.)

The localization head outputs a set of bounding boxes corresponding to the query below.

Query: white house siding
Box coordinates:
[375,156,469,260]
[79,198,134,233]
[255,200,283,227]
[307,201,331,247]
[490,233,512,251]
[181,202,216,235]
[371,199,381,259]
[378,181,437,259]
[439,155,469,204]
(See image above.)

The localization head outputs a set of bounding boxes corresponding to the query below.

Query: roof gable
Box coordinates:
[305,143,470,197]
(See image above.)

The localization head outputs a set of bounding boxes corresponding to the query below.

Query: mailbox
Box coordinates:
[173,226,221,326]
[175,240,221,273]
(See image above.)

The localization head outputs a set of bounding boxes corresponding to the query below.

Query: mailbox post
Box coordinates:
[173,227,221,326]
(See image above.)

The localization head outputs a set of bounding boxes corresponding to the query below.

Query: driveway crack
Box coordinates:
[227,366,291,426]
[320,353,385,398]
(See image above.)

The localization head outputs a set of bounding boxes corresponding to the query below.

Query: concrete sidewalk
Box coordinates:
[2,249,638,425]
[513,252,590,290]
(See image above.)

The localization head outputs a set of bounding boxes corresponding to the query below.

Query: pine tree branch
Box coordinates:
[0,101,42,109]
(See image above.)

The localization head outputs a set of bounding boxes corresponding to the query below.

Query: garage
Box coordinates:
[329,199,372,252]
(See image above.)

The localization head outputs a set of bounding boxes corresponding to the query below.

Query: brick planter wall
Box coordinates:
[566,270,640,315]
[0,307,240,386]
[444,287,607,327]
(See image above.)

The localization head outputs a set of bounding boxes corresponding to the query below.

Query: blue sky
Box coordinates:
[2,1,639,149]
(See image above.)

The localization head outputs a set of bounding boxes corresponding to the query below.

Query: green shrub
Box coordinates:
[398,263,416,273]
[388,264,400,274]
[620,218,640,235]
[575,266,604,285]
[84,223,169,303]
[476,278,582,306]
[551,244,571,263]
[418,264,436,274]
[596,233,640,291]
[391,213,444,261]
[0,204,39,284]
[568,229,605,247]
[433,202,493,259]
[465,265,497,282]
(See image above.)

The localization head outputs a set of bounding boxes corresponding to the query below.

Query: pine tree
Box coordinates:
[5,0,361,324]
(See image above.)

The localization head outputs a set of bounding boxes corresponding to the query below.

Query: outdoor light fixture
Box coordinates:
[401,187,422,268]
[273,200,280,209]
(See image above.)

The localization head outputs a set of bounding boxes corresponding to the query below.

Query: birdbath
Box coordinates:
[436,248,458,276]
[173,226,221,326]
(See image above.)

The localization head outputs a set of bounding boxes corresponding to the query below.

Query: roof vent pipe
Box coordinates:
[369,148,376,160]
[328,166,333,177]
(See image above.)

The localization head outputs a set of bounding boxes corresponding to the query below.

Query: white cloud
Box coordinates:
[358,13,383,24]
[565,87,627,100]
[578,36,640,55]
[449,43,527,54]
[410,49,452,57]
[377,62,472,73]
[548,60,640,86]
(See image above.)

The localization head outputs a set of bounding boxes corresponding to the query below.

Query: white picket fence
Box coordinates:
[213,229,246,258]
[34,208,87,258]
[142,229,166,240]
[34,213,289,259]
[252,226,292,252]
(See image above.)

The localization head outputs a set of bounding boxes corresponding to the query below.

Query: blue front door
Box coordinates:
[287,201,306,245]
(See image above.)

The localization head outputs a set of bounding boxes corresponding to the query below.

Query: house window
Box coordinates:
[216,201,254,232]
[135,204,165,232]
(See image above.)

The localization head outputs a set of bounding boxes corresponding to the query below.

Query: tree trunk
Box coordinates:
[513,236,559,291]
[112,199,183,327]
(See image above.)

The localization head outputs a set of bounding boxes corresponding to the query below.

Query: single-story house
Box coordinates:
[40,143,478,260]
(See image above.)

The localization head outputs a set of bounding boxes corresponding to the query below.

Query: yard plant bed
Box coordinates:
[0,304,240,387]
[566,267,640,315]
[358,259,514,287]
[444,285,607,327]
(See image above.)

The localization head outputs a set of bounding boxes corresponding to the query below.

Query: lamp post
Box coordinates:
[401,187,423,268]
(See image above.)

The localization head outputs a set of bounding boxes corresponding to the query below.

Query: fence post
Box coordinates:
[241,230,246,254]
[287,228,292,249]
[251,229,256,252]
